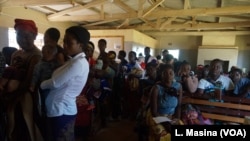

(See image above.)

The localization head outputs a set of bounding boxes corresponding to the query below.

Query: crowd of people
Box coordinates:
[0,18,250,141]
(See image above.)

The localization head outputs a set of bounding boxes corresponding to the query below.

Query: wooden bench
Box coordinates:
[181,94,250,124]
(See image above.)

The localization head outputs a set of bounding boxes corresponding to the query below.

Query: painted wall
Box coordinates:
[150,33,250,72]
[235,35,250,72]
[0,27,9,48]
[202,35,236,46]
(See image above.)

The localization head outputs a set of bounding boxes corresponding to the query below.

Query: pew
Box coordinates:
[181,94,250,124]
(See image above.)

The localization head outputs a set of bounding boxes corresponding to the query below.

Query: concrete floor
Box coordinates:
[87,119,138,141]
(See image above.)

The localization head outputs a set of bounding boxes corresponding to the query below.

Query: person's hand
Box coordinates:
[87,104,95,110]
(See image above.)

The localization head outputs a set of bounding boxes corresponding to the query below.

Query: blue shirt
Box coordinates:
[157,81,181,115]
[233,77,250,98]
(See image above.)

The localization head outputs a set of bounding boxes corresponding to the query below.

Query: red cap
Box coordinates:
[14,19,38,35]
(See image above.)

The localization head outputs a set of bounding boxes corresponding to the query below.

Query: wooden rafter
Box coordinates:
[113,0,136,14]
[84,19,119,27]
[47,0,107,20]
[117,18,130,29]
[48,5,250,22]
[149,6,250,17]
[134,21,250,31]
[142,0,164,17]
[184,0,191,9]
[160,17,176,29]
[1,0,71,6]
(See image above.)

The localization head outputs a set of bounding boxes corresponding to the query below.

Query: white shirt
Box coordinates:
[198,75,234,91]
[41,52,89,117]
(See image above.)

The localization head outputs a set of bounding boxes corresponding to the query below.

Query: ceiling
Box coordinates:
[2,0,250,33]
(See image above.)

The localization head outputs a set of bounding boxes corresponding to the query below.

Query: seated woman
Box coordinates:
[230,68,250,98]
[148,64,182,141]
[151,64,182,119]
[176,61,198,94]
[197,58,234,96]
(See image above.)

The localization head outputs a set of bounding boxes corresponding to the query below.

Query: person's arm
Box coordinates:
[185,76,199,94]
[240,84,250,97]
[196,79,207,95]
[232,80,250,97]
[41,58,89,89]
[150,85,159,117]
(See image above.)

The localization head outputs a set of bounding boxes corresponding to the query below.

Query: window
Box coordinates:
[8,28,44,50]
[168,49,179,60]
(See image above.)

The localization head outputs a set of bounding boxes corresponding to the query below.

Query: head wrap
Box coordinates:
[14,19,38,35]
[66,26,90,47]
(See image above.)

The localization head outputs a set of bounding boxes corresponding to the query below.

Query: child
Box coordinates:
[0,56,25,94]
[30,44,60,114]
[29,44,60,140]
[231,68,250,98]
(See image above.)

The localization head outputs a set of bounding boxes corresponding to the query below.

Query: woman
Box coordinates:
[5,19,43,141]
[197,58,234,96]
[40,26,90,141]
[148,64,182,141]
[151,64,182,118]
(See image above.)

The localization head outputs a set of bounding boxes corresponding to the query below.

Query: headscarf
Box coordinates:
[14,18,38,35]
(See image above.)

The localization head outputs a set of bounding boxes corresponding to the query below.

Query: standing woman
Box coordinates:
[40,26,90,141]
[6,19,43,141]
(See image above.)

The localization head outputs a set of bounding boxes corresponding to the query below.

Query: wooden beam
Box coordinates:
[40,6,58,13]
[100,4,104,20]
[116,18,130,29]
[113,0,136,14]
[182,97,250,110]
[48,6,250,23]
[139,18,155,27]
[83,19,119,26]
[1,0,70,7]
[148,6,250,18]
[134,21,250,31]
[143,31,250,36]
[184,0,191,9]
[48,12,137,21]
[142,0,164,17]
[47,0,107,20]
[202,113,245,124]
[138,0,145,17]
[160,17,176,29]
